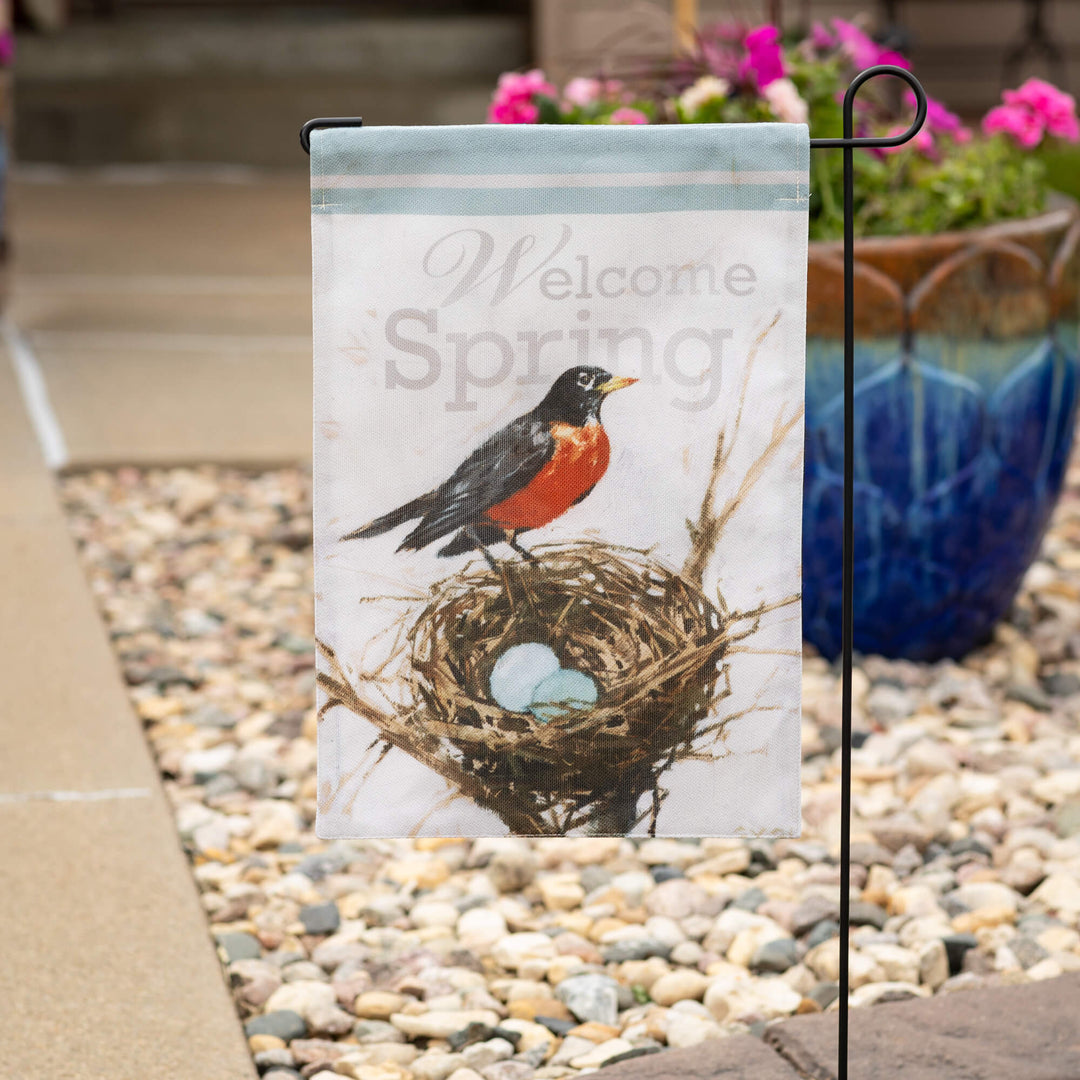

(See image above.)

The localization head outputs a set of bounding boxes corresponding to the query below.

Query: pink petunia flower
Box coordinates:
[880,122,936,157]
[607,107,649,125]
[810,21,836,51]
[563,77,603,107]
[982,103,1045,148]
[831,18,910,71]
[487,69,557,124]
[1004,78,1080,141]
[905,89,968,140]
[763,77,809,124]
[739,25,785,89]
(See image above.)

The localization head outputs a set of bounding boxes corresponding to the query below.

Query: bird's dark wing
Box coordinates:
[398,414,553,551]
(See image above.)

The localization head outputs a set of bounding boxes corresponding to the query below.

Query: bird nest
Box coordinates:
[317,542,731,834]
[411,541,727,757]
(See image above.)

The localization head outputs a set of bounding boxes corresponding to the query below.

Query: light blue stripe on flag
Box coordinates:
[310,123,810,180]
[312,182,808,215]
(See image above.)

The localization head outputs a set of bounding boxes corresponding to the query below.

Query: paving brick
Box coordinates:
[600,1036,800,1080]
[765,974,1080,1080]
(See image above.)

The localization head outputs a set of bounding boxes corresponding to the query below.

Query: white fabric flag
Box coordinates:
[312,123,808,838]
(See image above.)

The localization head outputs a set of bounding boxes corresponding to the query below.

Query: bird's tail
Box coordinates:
[340,494,432,542]
[436,524,503,558]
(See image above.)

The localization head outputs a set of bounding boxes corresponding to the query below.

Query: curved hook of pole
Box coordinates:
[301,117,364,154]
[809,64,928,149]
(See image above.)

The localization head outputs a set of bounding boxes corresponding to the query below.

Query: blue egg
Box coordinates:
[528,669,599,724]
[489,643,561,713]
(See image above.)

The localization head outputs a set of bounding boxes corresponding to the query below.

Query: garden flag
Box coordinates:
[311,123,808,838]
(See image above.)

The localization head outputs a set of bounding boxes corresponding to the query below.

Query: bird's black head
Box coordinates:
[534,366,638,426]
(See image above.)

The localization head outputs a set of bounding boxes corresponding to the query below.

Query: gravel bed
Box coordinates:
[60,461,1080,1080]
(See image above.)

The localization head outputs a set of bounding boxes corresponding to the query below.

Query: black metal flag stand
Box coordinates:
[302,65,927,1080]
[808,64,927,1080]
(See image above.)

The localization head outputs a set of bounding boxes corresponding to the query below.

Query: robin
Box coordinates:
[341,365,637,567]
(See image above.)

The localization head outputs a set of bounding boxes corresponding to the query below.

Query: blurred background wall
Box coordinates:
[9,0,1080,166]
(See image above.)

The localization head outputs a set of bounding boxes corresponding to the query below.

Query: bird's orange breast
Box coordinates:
[485,422,610,530]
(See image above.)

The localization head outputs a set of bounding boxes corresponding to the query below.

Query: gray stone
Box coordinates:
[806,920,840,949]
[1054,800,1080,838]
[809,983,839,1010]
[354,1020,405,1044]
[650,866,685,884]
[487,848,537,893]
[190,703,236,728]
[1010,936,1050,970]
[580,865,612,892]
[791,895,841,937]
[750,937,799,974]
[217,930,262,962]
[601,938,672,963]
[644,879,716,920]
[203,773,241,799]
[555,973,621,1026]
[1043,671,1080,697]
[1006,683,1052,711]
[732,887,768,912]
[848,902,888,929]
[299,902,341,935]
[244,1009,307,1041]
[253,1048,295,1069]
[848,842,895,867]
[866,683,915,724]
[782,841,829,865]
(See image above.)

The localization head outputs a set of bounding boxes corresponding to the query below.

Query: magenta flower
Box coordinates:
[607,107,649,125]
[880,122,936,157]
[831,18,910,71]
[810,21,835,51]
[903,89,970,141]
[739,25,785,89]
[1004,78,1080,141]
[983,103,1045,148]
[487,69,557,124]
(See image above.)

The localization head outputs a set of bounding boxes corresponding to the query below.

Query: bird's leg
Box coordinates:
[507,533,538,563]
[464,525,500,571]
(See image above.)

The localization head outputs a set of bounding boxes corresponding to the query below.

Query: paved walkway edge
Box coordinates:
[0,345,256,1079]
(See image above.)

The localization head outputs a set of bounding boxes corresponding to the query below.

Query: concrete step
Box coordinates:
[14,13,529,165]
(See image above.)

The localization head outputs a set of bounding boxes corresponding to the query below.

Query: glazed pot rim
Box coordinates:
[810,193,1078,256]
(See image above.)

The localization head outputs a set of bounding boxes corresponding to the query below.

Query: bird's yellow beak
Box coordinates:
[598,375,639,395]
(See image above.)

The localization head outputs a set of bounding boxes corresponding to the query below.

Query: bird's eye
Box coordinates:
[577,372,592,388]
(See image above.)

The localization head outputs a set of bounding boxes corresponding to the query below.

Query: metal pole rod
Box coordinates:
[838,82,856,1080]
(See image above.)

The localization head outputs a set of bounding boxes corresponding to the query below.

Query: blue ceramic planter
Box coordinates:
[803,203,1080,661]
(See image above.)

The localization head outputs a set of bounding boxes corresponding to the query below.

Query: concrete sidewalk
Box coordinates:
[0,348,256,1079]
[10,170,313,467]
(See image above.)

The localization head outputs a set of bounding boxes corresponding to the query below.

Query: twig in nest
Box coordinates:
[683,310,803,587]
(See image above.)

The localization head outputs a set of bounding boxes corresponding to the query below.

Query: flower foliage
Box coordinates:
[487,19,1079,240]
